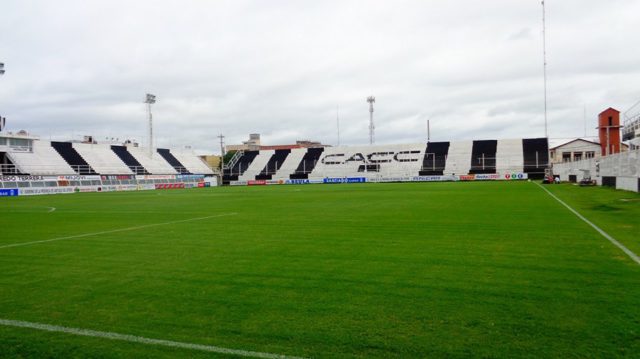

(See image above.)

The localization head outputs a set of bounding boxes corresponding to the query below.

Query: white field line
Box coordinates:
[536,183,640,265]
[0,212,238,250]
[0,318,306,359]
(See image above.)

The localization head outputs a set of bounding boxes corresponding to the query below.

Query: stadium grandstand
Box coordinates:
[0,131,216,196]
[223,137,549,185]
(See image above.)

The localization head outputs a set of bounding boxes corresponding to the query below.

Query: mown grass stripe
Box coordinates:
[0,318,307,359]
[0,212,238,250]
[536,182,640,265]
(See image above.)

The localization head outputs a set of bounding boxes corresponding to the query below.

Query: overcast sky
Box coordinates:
[1,0,639,153]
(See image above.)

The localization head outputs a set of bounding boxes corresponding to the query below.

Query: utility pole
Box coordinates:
[144,93,156,157]
[367,96,375,145]
[217,134,225,166]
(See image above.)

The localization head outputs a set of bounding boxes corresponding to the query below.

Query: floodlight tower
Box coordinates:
[542,0,548,138]
[0,63,5,132]
[144,93,156,157]
[367,96,375,145]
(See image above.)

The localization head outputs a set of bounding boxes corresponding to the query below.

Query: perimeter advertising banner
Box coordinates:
[136,175,177,180]
[101,175,135,180]
[19,187,74,196]
[0,175,45,182]
[323,177,367,184]
[0,188,19,196]
[57,175,102,181]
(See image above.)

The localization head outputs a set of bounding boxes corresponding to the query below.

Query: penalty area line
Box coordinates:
[0,212,238,250]
[0,318,306,359]
[536,182,640,265]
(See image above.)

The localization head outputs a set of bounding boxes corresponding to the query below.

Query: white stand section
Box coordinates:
[496,139,524,174]
[308,143,424,180]
[272,148,306,180]
[171,150,214,174]
[443,141,473,175]
[238,150,274,181]
[127,147,177,174]
[8,140,75,175]
[73,143,133,175]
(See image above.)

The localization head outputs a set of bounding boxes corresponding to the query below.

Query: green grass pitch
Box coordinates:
[1,181,639,358]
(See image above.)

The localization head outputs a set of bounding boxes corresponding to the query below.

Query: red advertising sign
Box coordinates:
[155,183,186,190]
[247,180,267,186]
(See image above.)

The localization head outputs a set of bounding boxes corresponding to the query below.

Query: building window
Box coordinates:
[574,152,582,161]
[562,152,572,162]
[585,151,595,159]
[608,116,613,126]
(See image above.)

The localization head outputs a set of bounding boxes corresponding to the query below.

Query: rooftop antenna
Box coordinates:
[367,96,375,145]
[144,93,157,157]
[542,0,548,138]
[336,105,341,146]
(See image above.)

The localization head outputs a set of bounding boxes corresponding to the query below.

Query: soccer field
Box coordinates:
[1,182,639,358]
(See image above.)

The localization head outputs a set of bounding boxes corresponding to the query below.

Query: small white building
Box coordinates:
[549,139,600,163]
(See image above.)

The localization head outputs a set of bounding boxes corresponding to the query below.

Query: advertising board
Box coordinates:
[0,188,19,197]
[323,177,367,184]
[19,187,74,196]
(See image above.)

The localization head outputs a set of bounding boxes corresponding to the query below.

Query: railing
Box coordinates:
[224,150,244,170]
[623,99,640,141]
[0,163,216,176]
[0,164,21,174]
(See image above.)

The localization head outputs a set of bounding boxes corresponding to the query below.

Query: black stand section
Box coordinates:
[111,146,149,175]
[157,148,191,174]
[256,149,290,180]
[0,152,22,175]
[469,140,497,174]
[419,142,449,175]
[51,142,97,175]
[290,148,324,179]
[223,151,259,183]
[522,138,549,179]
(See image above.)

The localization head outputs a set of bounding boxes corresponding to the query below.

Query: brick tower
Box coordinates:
[597,108,622,156]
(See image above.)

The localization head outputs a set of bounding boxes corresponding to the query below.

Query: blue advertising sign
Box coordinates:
[0,189,19,197]
[323,177,367,184]
[286,179,310,185]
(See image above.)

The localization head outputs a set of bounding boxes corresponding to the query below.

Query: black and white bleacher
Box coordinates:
[256,149,291,180]
[3,140,213,176]
[51,141,98,175]
[157,148,191,174]
[225,138,549,184]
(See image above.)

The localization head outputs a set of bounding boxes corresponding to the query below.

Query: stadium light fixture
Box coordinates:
[367,96,375,145]
[144,93,156,157]
[0,62,5,76]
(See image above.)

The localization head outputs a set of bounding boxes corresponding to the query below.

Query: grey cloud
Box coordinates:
[1,0,639,154]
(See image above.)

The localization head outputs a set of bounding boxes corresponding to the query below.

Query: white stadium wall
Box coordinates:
[552,149,640,192]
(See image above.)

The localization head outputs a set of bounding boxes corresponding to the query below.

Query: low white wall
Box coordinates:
[553,150,640,192]
[616,176,639,192]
